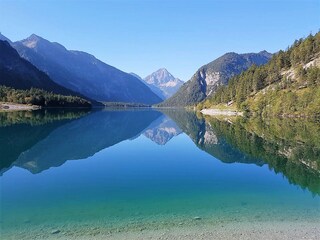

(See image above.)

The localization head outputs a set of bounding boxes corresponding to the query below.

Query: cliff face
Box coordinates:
[160,51,271,107]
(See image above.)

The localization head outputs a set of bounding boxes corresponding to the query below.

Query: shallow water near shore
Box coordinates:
[0,109,319,239]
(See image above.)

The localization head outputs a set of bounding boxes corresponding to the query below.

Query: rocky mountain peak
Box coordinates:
[159,51,272,107]
[21,34,44,48]
[144,68,176,85]
[143,68,184,99]
[259,50,273,58]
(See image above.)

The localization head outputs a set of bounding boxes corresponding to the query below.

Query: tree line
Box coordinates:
[0,86,91,108]
[202,32,320,117]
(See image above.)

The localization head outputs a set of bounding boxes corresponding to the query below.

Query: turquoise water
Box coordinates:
[0,109,319,238]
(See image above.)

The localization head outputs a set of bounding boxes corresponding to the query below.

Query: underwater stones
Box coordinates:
[51,229,61,234]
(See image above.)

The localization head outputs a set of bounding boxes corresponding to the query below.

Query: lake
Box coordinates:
[0,109,319,239]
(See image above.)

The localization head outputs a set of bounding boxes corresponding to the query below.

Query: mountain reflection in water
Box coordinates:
[0,108,319,195]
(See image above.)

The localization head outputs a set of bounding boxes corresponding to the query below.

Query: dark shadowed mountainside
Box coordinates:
[12,34,162,104]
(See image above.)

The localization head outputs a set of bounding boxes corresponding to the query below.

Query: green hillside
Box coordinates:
[201,32,320,117]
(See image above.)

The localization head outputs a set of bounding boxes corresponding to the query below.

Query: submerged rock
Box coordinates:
[51,229,60,234]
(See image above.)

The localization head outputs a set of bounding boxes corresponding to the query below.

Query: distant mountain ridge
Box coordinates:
[0,40,82,97]
[159,51,272,107]
[144,68,183,99]
[0,33,12,43]
[130,72,166,100]
[6,33,162,105]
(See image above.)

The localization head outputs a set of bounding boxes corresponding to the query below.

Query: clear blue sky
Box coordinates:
[0,0,319,80]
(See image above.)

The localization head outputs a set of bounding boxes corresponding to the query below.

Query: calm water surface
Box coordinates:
[0,109,319,238]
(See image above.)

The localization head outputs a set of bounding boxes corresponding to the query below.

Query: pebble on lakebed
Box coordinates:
[51,229,61,234]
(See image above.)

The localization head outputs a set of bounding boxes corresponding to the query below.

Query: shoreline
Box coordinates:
[98,221,320,240]
[0,102,40,111]
[3,220,319,240]
[201,108,243,116]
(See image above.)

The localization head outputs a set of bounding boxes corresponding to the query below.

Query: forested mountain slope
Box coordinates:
[202,32,320,117]
[159,51,271,107]
[0,40,91,107]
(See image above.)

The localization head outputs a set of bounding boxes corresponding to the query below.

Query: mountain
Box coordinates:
[0,33,12,43]
[0,40,93,107]
[205,32,320,117]
[159,51,272,107]
[11,34,162,104]
[143,68,184,99]
[0,40,76,94]
[130,72,166,100]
